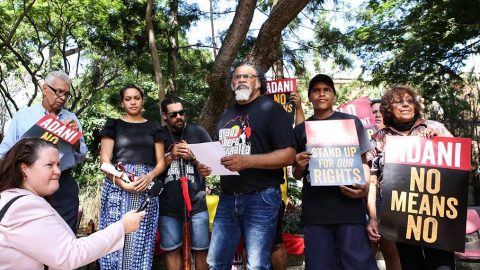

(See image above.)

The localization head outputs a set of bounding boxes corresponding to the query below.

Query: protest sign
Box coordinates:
[380,136,471,251]
[305,120,365,186]
[266,78,297,124]
[22,115,83,159]
[337,96,376,137]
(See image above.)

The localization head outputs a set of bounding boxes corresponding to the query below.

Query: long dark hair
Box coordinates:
[0,138,57,192]
[381,85,422,126]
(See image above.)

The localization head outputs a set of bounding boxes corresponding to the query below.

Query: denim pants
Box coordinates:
[207,186,280,270]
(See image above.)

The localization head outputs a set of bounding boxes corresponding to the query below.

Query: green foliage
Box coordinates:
[205,175,221,195]
[351,0,480,136]
[283,177,303,235]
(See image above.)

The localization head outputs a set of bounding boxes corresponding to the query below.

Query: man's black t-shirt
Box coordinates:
[294,112,372,225]
[100,119,164,166]
[216,96,296,193]
[159,123,211,217]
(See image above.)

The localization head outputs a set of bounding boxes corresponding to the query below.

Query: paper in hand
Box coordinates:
[188,141,239,176]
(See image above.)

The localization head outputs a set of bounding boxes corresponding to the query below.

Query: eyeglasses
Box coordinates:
[168,110,185,118]
[393,98,415,106]
[47,84,71,98]
[232,74,258,81]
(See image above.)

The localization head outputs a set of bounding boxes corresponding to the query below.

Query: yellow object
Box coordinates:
[281,168,289,204]
[206,195,219,232]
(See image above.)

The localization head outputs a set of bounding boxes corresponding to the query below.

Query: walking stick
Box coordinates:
[179,158,192,270]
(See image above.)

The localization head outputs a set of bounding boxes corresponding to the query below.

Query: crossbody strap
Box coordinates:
[0,195,27,222]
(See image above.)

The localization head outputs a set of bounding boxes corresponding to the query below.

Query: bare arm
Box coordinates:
[221,147,296,171]
[290,92,305,126]
[100,137,135,191]
[135,142,166,192]
[366,174,381,242]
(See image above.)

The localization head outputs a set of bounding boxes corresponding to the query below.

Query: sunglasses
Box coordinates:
[168,110,185,118]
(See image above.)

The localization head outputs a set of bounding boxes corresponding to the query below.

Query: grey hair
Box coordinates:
[228,60,268,95]
[44,71,71,86]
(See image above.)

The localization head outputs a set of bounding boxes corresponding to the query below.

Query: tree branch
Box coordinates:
[249,0,309,70]
[0,0,37,47]
[198,0,257,135]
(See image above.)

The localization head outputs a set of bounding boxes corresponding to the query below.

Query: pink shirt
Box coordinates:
[0,188,125,270]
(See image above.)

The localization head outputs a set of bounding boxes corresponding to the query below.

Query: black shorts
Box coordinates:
[273,201,286,245]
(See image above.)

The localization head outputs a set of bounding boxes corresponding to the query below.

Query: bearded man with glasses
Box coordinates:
[205,61,296,269]
[0,70,87,233]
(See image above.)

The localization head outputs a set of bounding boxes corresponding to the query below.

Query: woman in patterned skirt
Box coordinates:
[99,84,165,269]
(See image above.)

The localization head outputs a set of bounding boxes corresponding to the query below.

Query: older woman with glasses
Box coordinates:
[367,85,454,270]
[99,84,165,270]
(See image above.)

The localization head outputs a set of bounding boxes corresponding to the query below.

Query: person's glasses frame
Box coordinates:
[168,110,185,118]
[232,74,258,81]
[47,84,71,99]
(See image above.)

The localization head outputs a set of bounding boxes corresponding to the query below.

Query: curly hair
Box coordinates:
[380,85,422,126]
[227,60,268,95]
[0,138,57,192]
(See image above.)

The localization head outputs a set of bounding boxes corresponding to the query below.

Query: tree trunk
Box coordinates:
[146,0,166,112]
[197,0,257,136]
[247,0,309,70]
[198,0,309,136]
[167,0,179,95]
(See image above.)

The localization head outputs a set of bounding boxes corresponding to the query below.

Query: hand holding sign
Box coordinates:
[295,151,311,169]
[339,183,368,199]
[63,118,79,130]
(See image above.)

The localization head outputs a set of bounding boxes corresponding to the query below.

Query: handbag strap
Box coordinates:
[0,195,27,222]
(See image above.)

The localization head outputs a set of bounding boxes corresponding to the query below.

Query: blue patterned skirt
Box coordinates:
[99,163,158,270]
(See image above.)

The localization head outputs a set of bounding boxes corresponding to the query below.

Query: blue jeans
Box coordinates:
[207,187,280,270]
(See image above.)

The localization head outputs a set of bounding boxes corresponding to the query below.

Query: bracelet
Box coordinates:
[112,175,116,187]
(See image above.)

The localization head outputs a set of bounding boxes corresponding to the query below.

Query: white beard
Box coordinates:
[234,85,252,101]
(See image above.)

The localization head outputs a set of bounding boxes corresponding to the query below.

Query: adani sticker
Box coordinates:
[380,136,471,252]
[266,78,297,125]
[305,120,365,186]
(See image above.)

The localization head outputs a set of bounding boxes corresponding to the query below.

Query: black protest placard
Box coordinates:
[266,78,297,125]
[305,120,366,186]
[380,136,471,252]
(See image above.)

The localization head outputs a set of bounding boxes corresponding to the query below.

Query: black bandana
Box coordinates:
[391,118,417,132]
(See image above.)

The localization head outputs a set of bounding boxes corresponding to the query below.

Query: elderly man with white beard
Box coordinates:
[205,61,296,270]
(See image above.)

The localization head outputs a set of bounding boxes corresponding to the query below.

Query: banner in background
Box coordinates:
[266,78,297,125]
[337,96,376,137]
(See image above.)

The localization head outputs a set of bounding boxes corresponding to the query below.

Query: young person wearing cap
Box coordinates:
[293,74,377,269]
